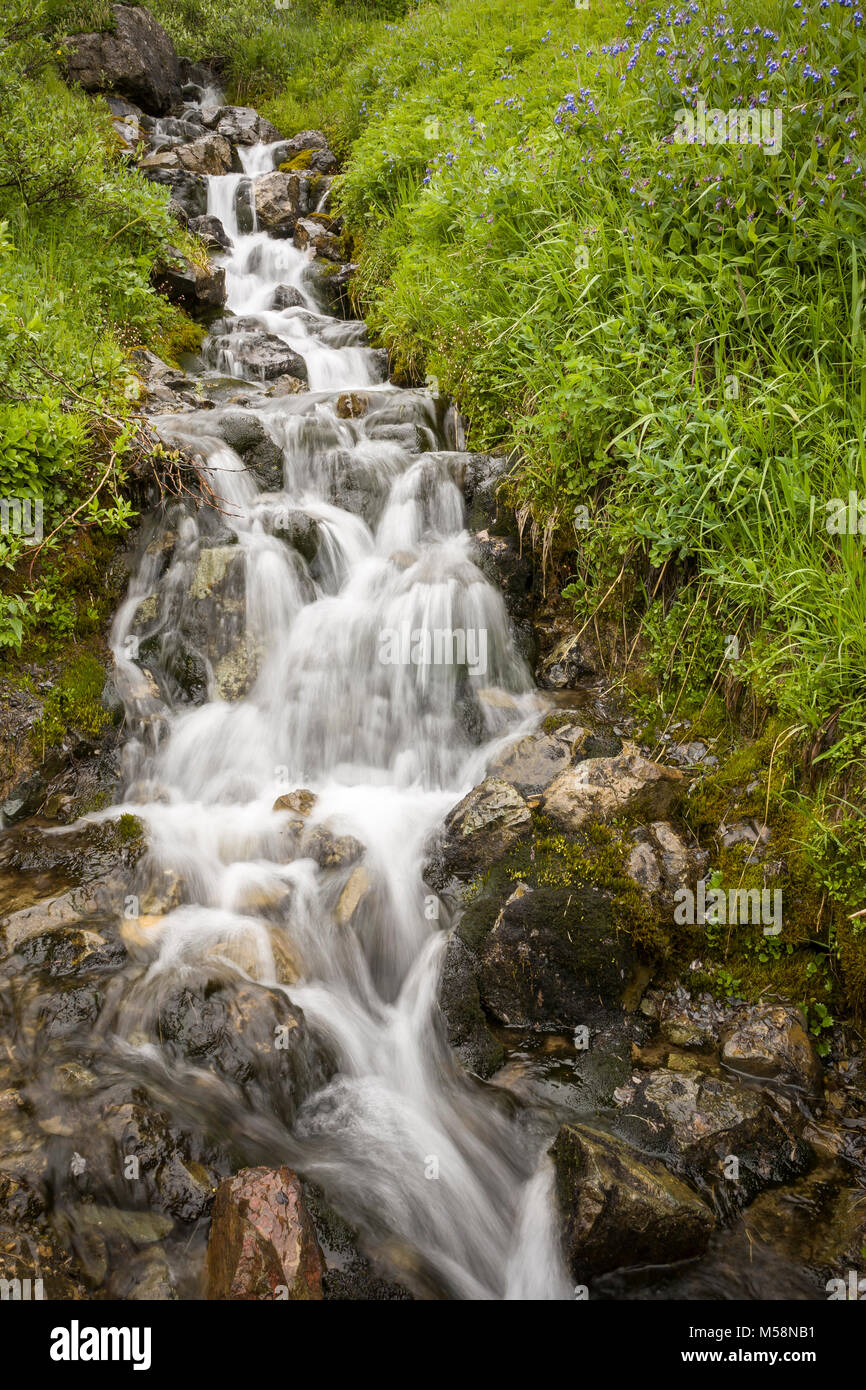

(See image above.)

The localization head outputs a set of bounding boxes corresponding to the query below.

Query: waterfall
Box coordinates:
[109,103,570,1301]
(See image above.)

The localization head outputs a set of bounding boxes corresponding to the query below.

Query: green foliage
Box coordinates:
[30,651,112,750]
[0,1,199,656]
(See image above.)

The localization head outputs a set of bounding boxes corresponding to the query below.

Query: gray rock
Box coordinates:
[719,1003,822,1092]
[437,935,504,1078]
[536,633,596,688]
[428,777,531,884]
[64,4,182,115]
[189,214,232,252]
[541,749,684,832]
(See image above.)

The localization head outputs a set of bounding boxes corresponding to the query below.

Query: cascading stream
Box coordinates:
[108,98,571,1300]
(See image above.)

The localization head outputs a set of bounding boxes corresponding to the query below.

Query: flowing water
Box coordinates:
[103,107,573,1300]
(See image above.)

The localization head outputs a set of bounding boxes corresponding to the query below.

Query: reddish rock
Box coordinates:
[206,1166,324,1300]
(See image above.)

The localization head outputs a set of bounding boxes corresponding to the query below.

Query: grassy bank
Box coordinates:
[253,0,866,1016]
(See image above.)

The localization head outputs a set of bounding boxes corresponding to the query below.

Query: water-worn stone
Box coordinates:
[437,934,504,1078]
[273,131,337,174]
[486,724,615,799]
[214,412,284,491]
[551,1123,715,1278]
[206,1165,324,1300]
[719,1004,822,1092]
[271,284,306,310]
[211,331,308,384]
[429,777,531,884]
[620,1067,811,1205]
[478,882,637,1028]
[201,105,281,146]
[541,750,684,831]
[65,4,182,115]
[294,217,343,262]
[254,171,306,236]
[176,134,237,177]
[140,166,207,218]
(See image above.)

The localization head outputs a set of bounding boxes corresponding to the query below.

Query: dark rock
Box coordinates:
[189,214,232,252]
[551,1123,714,1279]
[437,934,504,1078]
[151,253,226,316]
[293,217,343,262]
[537,633,597,688]
[478,882,638,1028]
[272,510,319,564]
[210,331,308,384]
[271,284,306,310]
[234,179,254,234]
[215,412,284,491]
[140,166,207,218]
[64,4,182,115]
[719,1004,823,1093]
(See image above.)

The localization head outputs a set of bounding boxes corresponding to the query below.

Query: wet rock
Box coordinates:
[486,724,603,799]
[151,252,226,316]
[334,866,371,928]
[626,821,708,899]
[254,171,306,236]
[189,214,232,252]
[472,533,535,658]
[306,261,357,315]
[743,1171,866,1281]
[141,166,207,218]
[64,4,182,115]
[551,1123,714,1278]
[272,510,320,564]
[202,106,281,146]
[428,778,531,885]
[214,412,284,491]
[336,392,369,419]
[478,882,637,1028]
[234,179,254,234]
[267,375,306,398]
[158,979,324,1125]
[657,988,720,1049]
[437,934,504,1078]
[536,633,597,688]
[300,826,363,870]
[620,1067,811,1205]
[541,749,684,832]
[271,284,306,310]
[719,1004,822,1092]
[273,789,316,817]
[173,134,236,176]
[294,217,343,262]
[38,984,102,1038]
[206,1165,324,1300]
[0,1220,88,1299]
[212,331,308,384]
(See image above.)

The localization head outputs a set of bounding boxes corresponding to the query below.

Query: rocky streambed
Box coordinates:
[0,5,864,1303]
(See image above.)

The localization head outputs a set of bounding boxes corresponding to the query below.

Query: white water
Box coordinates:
[110,112,571,1299]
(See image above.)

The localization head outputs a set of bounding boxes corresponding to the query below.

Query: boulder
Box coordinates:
[64,4,182,115]
[206,1166,324,1300]
[140,166,207,218]
[293,217,343,262]
[478,882,638,1028]
[541,750,684,832]
[189,214,232,252]
[300,826,363,870]
[620,1067,811,1205]
[254,171,305,236]
[271,284,306,310]
[719,1004,823,1092]
[428,777,531,884]
[486,724,614,799]
[151,253,226,316]
[201,106,281,146]
[214,412,284,491]
[437,934,504,1078]
[273,131,336,173]
[158,979,325,1126]
[272,511,320,565]
[176,134,236,176]
[210,331,308,384]
[551,1123,714,1278]
[234,179,255,234]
